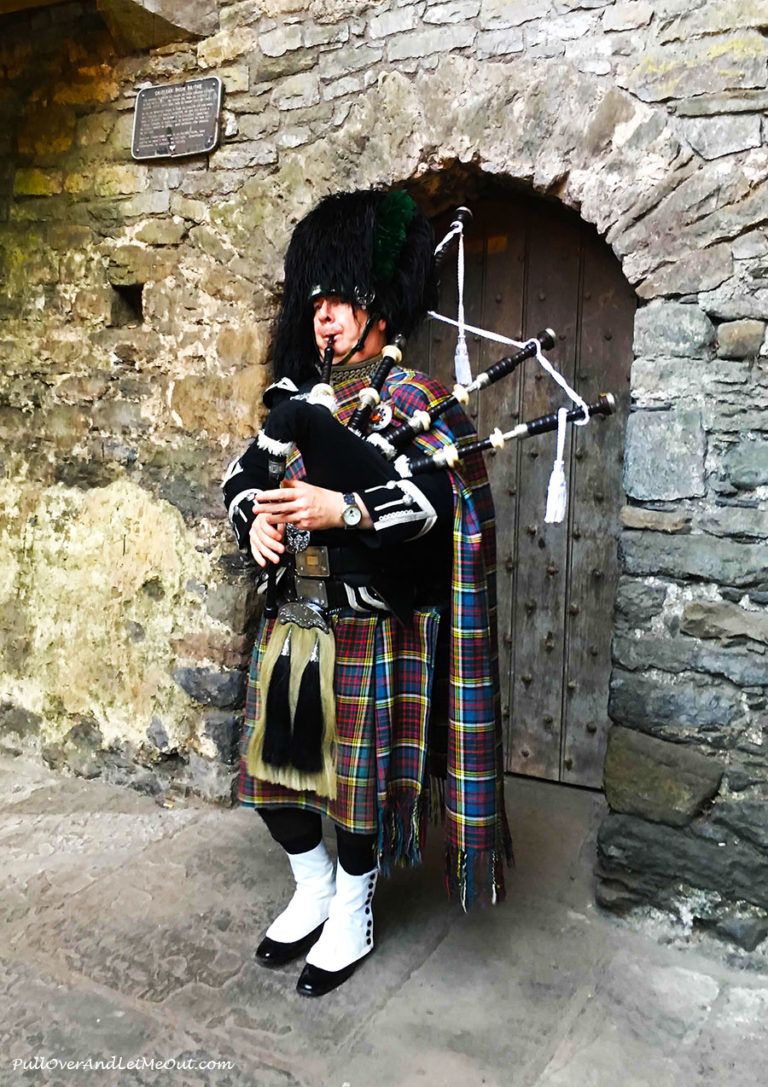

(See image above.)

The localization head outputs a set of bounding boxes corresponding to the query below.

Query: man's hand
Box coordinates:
[254,479,344,531]
[249,513,285,567]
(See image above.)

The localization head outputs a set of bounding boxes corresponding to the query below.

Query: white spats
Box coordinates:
[265,841,336,944]
[304,864,378,972]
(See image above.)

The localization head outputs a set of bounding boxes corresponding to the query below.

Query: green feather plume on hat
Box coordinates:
[373,191,416,285]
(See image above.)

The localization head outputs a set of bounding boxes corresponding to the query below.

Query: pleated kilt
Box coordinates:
[240,605,440,853]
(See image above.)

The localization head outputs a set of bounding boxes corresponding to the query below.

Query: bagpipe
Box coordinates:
[258,205,618,616]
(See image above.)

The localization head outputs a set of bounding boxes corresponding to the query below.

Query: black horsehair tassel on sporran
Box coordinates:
[290,634,324,772]
[261,627,292,767]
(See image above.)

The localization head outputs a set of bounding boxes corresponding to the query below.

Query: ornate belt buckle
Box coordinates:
[285,523,310,554]
[296,546,330,578]
[295,576,329,609]
[276,600,329,633]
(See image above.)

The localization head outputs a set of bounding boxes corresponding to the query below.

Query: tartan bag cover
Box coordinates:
[239,365,513,907]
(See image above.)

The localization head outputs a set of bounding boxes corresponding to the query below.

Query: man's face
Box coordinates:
[312,295,386,364]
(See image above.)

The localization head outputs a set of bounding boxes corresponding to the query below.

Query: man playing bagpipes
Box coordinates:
[222,189,512,998]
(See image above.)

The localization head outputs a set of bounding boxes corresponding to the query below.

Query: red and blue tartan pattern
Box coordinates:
[242,607,439,840]
[239,365,512,906]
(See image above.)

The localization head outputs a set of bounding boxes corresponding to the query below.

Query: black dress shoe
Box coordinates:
[255,924,324,968]
[295,956,367,997]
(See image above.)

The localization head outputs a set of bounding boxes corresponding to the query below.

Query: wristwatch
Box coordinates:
[341,493,362,529]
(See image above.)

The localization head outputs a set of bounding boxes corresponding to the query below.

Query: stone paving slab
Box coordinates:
[2,755,768,1087]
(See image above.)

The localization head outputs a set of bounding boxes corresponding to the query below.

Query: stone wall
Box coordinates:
[1,0,767,940]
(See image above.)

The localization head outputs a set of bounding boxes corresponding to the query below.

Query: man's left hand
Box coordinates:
[254,479,368,531]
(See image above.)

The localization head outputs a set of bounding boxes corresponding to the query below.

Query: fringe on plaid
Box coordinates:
[377,790,428,874]
[445,845,508,911]
[374,776,514,911]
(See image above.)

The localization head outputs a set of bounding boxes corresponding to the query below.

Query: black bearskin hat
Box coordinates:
[272,189,436,385]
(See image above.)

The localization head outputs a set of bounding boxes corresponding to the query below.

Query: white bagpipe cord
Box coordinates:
[428,311,591,522]
[544,408,569,524]
[453,226,472,386]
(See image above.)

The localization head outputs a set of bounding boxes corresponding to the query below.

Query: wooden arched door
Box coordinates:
[413,194,635,788]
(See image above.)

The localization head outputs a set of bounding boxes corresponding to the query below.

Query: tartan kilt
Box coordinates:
[240,605,440,857]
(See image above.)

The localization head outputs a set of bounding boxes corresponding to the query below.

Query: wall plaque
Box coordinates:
[131,76,222,161]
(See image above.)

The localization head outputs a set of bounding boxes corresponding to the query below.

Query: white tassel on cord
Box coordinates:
[544,408,569,524]
[453,228,472,385]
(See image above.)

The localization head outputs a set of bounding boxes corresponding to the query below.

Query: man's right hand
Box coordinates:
[249,513,285,567]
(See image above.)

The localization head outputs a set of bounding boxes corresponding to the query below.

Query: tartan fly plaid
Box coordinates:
[239,365,513,907]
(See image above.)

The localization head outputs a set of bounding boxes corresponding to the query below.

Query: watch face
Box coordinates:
[342,499,362,527]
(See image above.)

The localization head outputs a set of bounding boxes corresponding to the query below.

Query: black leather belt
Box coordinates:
[294,545,373,580]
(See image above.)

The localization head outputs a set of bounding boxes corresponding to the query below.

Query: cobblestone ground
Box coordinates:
[1,754,767,1087]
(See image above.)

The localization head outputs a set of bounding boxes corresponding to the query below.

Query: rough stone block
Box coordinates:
[169,365,267,441]
[120,191,171,217]
[633,302,715,358]
[698,505,768,540]
[236,107,280,140]
[676,90,768,117]
[660,1,768,41]
[615,576,668,626]
[202,710,242,764]
[476,27,525,57]
[681,114,762,161]
[609,668,741,736]
[172,667,245,708]
[680,601,768,647]
[322,73,365,100]
[386,25,476,61]
[620,530,768,587]
[637,243,733,299]
[13,169,63,197]
[134,218,187,245]
[369,6,418,36]
[271,72,321,110]
[219,64,250,93]
[303,21,349,47]
[700,281,768,323]
[623,410,705,500]
[724,438,768,490]
[0,700,42,746]
[710,800,768,855]
[602,0,653,30]
[423,0,481,24]
[107,245,178,287]
[612,631,768,687]
[64,172,93,195]
[621,33,768,103]
[597,810,768,912]
[251,45,318,83]
[170,195,208,221]
[94,165,150,198]
[604,725,723,826]
[259,23,303,57]
[717,319,766,359]
[75,112,116,147]
[204,577,259,634]
[318,43,383,76]
[73,288,114,323]
[209,142,278,169]
[479,0,539,27]
[621,506,690,533]
[712,914,768,952]
[197,27,259,68]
